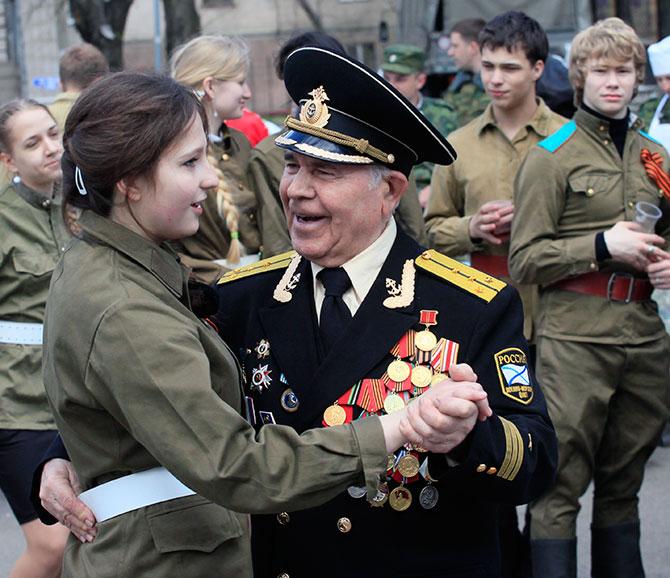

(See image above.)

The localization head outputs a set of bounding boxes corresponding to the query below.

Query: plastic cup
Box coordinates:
[635,201,662,233]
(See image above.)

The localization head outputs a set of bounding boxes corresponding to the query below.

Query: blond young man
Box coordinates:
[510,18,670,578]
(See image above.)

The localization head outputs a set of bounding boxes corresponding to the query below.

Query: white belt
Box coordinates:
[0,321,43,345]
[79,467,196,522]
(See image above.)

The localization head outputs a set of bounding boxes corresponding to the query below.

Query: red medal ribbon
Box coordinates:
[419,309,438,326]
[430,338,460,373]
[641,148,670,200]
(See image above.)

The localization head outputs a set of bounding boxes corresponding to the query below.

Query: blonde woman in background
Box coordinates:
[171,35,261,283]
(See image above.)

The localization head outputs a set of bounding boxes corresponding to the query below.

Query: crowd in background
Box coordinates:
[1,9,670,578]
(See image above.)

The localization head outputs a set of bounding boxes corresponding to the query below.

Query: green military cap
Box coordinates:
[381,44,426,75]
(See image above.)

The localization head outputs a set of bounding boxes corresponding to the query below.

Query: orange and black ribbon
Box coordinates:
[641,148,670,200]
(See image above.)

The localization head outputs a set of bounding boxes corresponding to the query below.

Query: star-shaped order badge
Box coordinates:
[250,364,273,393]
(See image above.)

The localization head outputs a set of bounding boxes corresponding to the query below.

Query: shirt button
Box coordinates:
[628,201,635,208]
[603,139,610,145]
[337,517,352,533]
[276,512,290,525]
[476,464,486,473]
[586,188,595,197]
[599,125,606,131]
[486,467,498,475]
[221,153,230,161]
[589,262,597,271]
[238,182,245,190]
[42,199,51,209]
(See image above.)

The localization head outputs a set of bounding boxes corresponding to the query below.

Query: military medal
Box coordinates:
[250,364,272,393]
[280,388,299,412]
[323,403,346,426]
[419,484,439,510]
[384,392,405,414]
[415,310,439,352]
[430,338,459,374]
[387,359,410,382]
[431,372,448,385]
[389,485,412,511]
[347,485,367,499]
[410,365,432,388]
[397,454,420,478]
[369,482,389,507]
[254,339,270,359]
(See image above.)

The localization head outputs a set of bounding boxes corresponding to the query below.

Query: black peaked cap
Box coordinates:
[275,47,456,176]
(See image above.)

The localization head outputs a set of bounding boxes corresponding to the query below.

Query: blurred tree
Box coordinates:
[67,0,200,70]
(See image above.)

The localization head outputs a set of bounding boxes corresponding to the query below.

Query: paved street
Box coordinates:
[1,446,669,576]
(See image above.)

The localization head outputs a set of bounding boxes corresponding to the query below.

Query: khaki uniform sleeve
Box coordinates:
[247,150,292,258]
[509,148,597,286]
[86,298,387,513]
[425,163,476,255]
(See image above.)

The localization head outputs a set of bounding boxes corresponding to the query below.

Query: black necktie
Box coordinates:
[318,267,352,353]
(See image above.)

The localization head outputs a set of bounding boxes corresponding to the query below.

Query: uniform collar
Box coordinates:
[78,210,186,298]
[476,97,556,138]
[574,106,643,133]
[12,180,56,210]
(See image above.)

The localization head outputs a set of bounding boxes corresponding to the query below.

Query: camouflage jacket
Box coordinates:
[444,72,490,130]
[414,96,457,190]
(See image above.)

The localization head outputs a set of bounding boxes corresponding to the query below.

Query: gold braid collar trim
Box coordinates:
[217,250,296,285]
[285,116,395,164]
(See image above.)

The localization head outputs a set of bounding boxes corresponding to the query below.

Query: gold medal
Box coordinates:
[397,454,420,478]
[323,404,346,426]
[415,329,437,352]
[384,392,405,414]
[431,372,448,385]
[387,359,410,382]
[411,365,432,388]
[389,485,412,511]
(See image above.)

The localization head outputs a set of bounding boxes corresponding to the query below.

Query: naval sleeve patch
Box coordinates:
[494,347,533,405]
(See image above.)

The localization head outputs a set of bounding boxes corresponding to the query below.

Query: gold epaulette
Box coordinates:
[217,251,297,285]
[414,250,506,302]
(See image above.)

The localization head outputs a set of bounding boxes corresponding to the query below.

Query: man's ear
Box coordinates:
[386,170,409,206]
[531,59,545,82]
[416,72,428,91]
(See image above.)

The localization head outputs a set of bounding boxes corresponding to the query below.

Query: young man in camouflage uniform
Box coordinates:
[381,44,457,207]
[445,18,490,128]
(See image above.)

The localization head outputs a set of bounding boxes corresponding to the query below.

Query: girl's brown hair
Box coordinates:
[62,71,206,218]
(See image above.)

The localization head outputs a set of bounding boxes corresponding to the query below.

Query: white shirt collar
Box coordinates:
[311,219,397,319]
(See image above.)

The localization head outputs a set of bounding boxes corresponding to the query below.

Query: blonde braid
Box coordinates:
[207,146,242,264]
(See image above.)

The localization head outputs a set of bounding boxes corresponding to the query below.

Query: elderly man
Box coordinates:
[35,47,556,578]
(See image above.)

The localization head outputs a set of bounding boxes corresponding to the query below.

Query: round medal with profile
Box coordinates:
[397,454,420,478]
[384,392,405,414]
[323,403,346,426]
[387,359,410,382]
[410,364,432,388]
[415,329,437,352]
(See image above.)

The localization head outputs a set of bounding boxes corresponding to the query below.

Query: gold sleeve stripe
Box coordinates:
[497,416,524,481]
[415,250,506,302]
[217,251,297,285]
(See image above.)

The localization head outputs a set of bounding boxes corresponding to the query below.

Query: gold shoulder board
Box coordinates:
[217,251,297,285]
[414,250,505,302]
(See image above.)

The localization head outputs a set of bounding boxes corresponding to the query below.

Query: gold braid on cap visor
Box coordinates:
[284,116,396,165]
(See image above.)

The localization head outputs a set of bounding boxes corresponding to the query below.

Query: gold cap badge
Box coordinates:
[299,86,331,128]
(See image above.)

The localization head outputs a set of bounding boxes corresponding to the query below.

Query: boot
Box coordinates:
[530,538,577,578]
[591,521,645,578]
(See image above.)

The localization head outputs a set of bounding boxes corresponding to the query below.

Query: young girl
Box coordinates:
[44,71,461,576]
[0,100,69,577]
[170,35,262,283]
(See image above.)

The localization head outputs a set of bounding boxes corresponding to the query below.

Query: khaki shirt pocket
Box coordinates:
[146,495,243,554]
[12,250,56,277]
[566,173,620,222]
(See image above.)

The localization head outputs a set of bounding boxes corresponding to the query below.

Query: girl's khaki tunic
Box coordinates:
[43,211,386,577]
